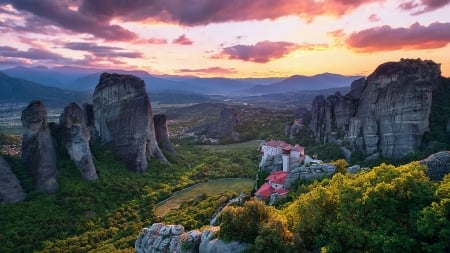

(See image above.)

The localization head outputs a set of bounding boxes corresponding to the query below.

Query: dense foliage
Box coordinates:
[219,162,449,253]
[0,142,258,252]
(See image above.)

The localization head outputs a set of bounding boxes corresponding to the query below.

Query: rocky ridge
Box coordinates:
[60,103,98,181]
[309,59,442,159]
[21,100,59,194]
[93,73,166,172]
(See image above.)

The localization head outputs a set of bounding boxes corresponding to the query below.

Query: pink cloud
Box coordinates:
[399,0,450,15]
[172,34,193,45]
[368,13,380,22]
[146,38,168,45]
[346,22,450,52]
[213,41,319,63]
[65,42,142,58]
[176,67,237,75]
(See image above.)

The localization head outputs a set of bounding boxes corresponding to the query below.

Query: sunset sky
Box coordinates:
[0,0,449,77]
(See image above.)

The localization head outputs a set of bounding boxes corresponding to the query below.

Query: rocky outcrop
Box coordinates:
[0,155,26,203]
[135,224,249,253]
[135,223,200,253]
[21,101,59,193]
[93,73,166,172]
[60,103,98,181]
[82,103,97,143]
[153,114,176,156]
[193,107,240,141]
[421,151,450,181]
[285,163,336,188]
[309,59,442,159]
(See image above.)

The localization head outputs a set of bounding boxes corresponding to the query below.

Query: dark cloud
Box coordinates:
[0,0,388,41]
[2,0,137,41]
[176,67,237,75]
[0,46,65,60]
[65,42,142,58]
[399,0,450,14]
[213,41,300,63]
[346,22,450,52]
[172,34,193,45]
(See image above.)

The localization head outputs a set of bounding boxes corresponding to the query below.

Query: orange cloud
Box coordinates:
[346,22,450,52]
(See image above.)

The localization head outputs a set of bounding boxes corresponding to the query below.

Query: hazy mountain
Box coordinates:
[0,71,90,106]
[2,65,362,96]
[245,73,363,95]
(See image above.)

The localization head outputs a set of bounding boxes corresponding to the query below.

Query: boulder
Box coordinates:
[421,151,450,181]
[199,227,248,253]
[93,73,166,172]
[21,100,59,194]
[0,155,26,203]
[60,103,98,180]
[153,114,176,156]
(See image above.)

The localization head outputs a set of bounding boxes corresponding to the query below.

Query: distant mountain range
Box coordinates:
[2,66,363,96]
[0,71,89,106]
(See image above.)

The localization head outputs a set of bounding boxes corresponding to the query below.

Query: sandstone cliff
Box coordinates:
[60,103,98,180]
[93,73,166,172]
[0,155,26,203]
[309,59,442,159]
[153,114,176,156]
[21,101,59,193]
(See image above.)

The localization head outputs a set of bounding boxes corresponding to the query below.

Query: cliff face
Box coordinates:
[0,155,26,203]
[309,59,442,159]
[153,114,176,156]
[93,73,166,172]
[21,100,59,193]
[60,103,98,180]
[193,107,240,141]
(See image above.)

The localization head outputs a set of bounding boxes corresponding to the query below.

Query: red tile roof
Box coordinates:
[274,188,289,196]
[255,183,273,199]
[292,144,305,153]
[264,140,288,148]
[266,171,288,185]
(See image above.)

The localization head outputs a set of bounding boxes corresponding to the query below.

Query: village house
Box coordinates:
[255,140,305,201]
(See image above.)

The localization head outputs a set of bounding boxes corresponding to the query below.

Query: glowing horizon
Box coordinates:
[0,0,449,78]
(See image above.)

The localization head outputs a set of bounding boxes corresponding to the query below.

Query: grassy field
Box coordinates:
[200,140,262,152]
[154,178,255,217]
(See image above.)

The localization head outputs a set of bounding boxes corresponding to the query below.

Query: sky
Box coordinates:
[0,0,449,78]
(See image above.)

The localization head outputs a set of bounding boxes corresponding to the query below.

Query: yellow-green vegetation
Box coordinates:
[217,162,450,252]
[0,143,258,252]
[154,178,254,217]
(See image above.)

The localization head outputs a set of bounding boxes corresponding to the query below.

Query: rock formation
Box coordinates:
[309,59,442,159]
[153,114,176,156]
[93,73,166,172]
[21,100,59,193]
[193,107,240,141]
[82,103,97,143]
[421,151,450,181]
[60,103,98,181]
[135,223,248,253]
[0,155,26,203]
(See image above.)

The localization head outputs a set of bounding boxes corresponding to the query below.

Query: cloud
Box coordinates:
[346,22,450,52]
[0,0,385,41]
[2,0,137,41]
[65,42,142,58]
[399,0,450,14]
[213,41,300,63]
[176,67,237,75]
[368,13,380,22]
[0,46,65,60]
[146,38,168,45]
[172,34,193,45]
